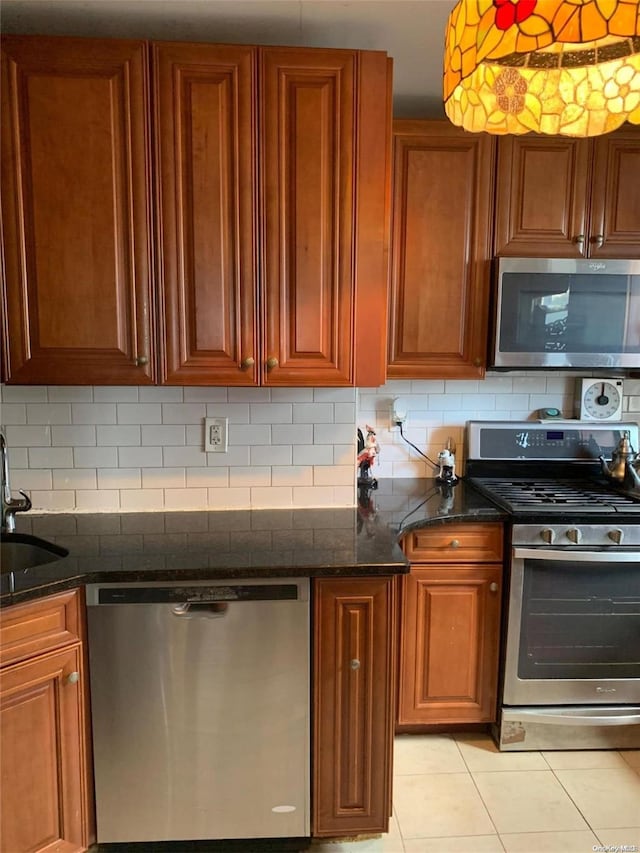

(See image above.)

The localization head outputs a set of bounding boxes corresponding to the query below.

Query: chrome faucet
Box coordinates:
[0,429,32,533]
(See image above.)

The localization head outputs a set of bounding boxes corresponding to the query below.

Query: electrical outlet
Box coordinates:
[204,417,228,453]
[391,398,407,426]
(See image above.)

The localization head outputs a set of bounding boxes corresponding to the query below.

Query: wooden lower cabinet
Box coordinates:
[313,576,396,838]
[397,564,502,726]
[0,590,93,853]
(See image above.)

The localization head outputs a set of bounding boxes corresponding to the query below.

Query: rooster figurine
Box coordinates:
[357,425,379,489]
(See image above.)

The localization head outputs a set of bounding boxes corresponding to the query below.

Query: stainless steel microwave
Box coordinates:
[492,257,640,369]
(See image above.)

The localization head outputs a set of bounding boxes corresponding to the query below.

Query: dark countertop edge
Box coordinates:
[396,507,507,535]
[1,562,410,607]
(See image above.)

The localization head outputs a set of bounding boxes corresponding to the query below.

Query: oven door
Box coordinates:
[504,547,640,706]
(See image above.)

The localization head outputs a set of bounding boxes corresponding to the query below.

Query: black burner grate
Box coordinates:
[469,477,640,514]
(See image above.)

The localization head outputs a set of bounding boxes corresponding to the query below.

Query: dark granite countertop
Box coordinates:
[1,478,505,605]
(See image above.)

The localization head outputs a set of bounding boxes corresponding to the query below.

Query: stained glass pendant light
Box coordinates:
[444,0,640,136]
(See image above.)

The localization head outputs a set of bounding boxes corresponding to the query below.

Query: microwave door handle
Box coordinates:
[512,547,640,563]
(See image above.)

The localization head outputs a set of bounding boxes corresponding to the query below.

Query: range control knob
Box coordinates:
[608,528,625,545]
[566,528,583,544]
[540,528,556,544]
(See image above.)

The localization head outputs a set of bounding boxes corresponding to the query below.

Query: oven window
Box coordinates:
[518,558,640,680]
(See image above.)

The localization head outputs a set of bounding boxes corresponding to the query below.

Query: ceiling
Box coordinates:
[0,0,457,117]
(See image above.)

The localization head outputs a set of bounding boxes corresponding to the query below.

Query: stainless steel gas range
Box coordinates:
[466,421,640,751]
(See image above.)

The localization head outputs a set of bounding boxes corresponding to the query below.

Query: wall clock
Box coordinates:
[575,378,624,421]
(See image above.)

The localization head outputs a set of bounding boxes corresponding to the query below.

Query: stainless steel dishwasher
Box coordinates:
[86,578,310,844]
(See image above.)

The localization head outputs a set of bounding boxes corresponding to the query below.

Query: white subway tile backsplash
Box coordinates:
[97,425,140,446]
[207,445,250,467]
[228,424,270,445]
[47,387,93,402]
[250,486,294,508]
[249,403,292,424]
[118,446,162,467]
[186,467,229,488]
[292,444,334,466]
[97,468,142,489]
[0,403,26,424]
[313,465,354,486]
[6,425,51,446]
[271,465,313,486]
[184,387,228,403]
[141,425,185,446]
[293,403,334,423]
[53,469,97,490]
[206,487,251,509]
[229,467,271,487]
[139,387,184,403]
[72,403,117,424]
[163,446,207,467]
[1,386,47,402]
[117,404,162,424]
[164,488,208,510]
[75,447,119,468]
[227,387,271,402]
[161,403,206,424]
[205,403,250,423]
[30,490,76,511]
[2,375,584,512]
[249,445,292,467]
[11,469,53,490]
[313,388,356,402]
[314,423,354,444]
[272,424,313,445]
[271,388,314,402]
[75,490,120,510]
[28,447,73,468]
[94,387,139,402]
[120,489,164,511]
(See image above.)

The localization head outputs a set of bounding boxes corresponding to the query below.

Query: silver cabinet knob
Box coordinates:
[66,671,79,685]
[573,234,585,244]
[450,539,460,548]
[540,528,556,544]
[350,659,361,671]
[591,234,604,247]
[566,528,582,544]
[135,355,149,366]
[608,528,624,545]
[489,582,499,593]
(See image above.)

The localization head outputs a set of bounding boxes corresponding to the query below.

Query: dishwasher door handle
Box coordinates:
[171,602,229,618]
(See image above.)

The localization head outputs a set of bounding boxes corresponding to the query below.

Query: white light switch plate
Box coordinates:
[204,417,228,452]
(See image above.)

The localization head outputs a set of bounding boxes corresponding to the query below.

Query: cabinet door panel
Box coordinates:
[261,49,356,386]
[495,136,590,257]
[313,576,395,836]
[0,644,90,853]
[154,42,258,384]
[589,130,640,259]
[388,122,494,378]
[1,36,153,384]
[398,565,501,725]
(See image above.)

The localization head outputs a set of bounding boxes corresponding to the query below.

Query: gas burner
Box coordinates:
[469,477,640,514]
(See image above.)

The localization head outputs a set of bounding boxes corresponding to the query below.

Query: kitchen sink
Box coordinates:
[1,533,68,572]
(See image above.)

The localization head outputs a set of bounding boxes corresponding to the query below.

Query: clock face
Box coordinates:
[582,380,622,420]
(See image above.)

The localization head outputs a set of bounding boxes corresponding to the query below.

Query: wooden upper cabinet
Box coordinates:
[387,121,495,379]
[154,42,259,385]
[1,35,154,384]
[495,129,640,258]
[156,43,392,387]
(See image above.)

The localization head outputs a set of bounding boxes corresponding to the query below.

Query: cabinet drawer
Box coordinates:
[402,523,503,563]
[0,589,82,667]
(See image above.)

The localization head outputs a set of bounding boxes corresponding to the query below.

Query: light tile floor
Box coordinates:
[313,733,640,853]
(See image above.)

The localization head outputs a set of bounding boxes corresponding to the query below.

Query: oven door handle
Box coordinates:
[510,708,640,726]
[512,547,640,563]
